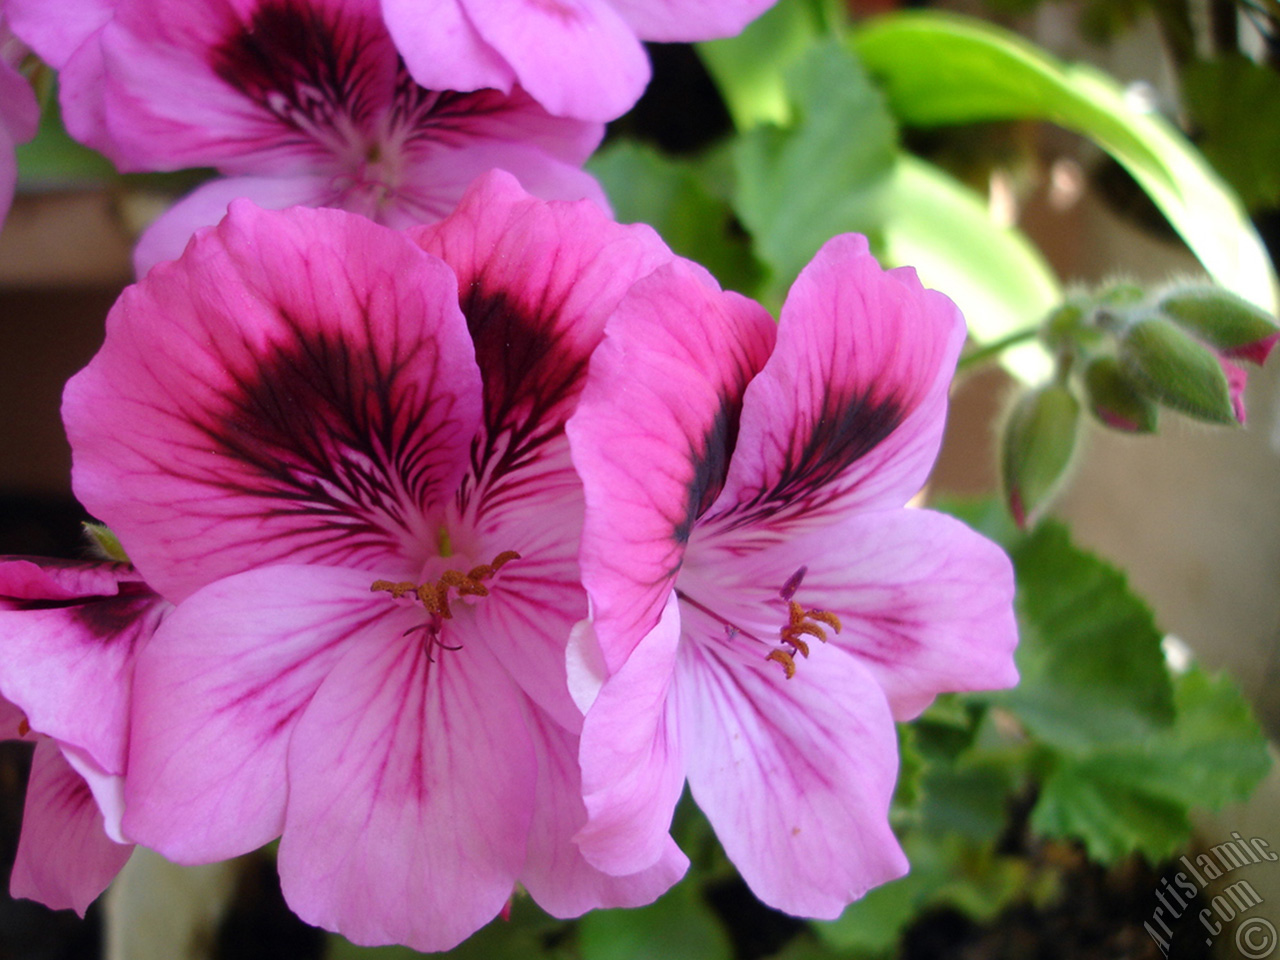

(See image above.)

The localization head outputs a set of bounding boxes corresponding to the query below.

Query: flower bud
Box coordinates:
[1158,287,1280,365]
[1082,356,1157,433]
[1118,317,1239,425]
[1001,383,1080,528]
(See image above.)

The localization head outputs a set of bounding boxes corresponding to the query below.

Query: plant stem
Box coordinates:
[956,326,1043,373]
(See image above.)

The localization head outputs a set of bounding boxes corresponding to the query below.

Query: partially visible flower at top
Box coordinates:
[16,0,607,272]
[63,173,686,951]
[0,14,39,228]
[566,234,1020,916]
[380,0,778,122]
[0,555,169,914]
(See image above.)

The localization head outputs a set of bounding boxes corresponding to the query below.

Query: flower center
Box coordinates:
[677,565,842,679]
[371,549,519,658]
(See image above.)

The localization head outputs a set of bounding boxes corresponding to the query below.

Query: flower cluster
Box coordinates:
[0,0,1020,953]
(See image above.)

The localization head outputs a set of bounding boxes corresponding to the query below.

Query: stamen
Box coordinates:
[808,609,842,632]
[16,717,30,738]
[371,549,521,621]
[766,649,797,679]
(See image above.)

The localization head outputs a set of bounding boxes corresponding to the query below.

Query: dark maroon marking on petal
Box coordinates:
[675,399,738,545]
[172,305,463,567]
[733,391,905,522]
[391,82,526,152]
[211,0,522,163]
[211,0,386,150]
[11,583,166,649]
[455,289,593,514]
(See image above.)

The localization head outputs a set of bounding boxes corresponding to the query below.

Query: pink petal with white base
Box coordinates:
[676,637,908,918]
[577,594,686,876]
[278,619,534,952]
[710,234,966,531]
[698,508,1019,721]
[124,565,394,862]
[66,202,482,602]
[520,706,686,916]
[568,261,776,670]
[10,738,132,915]
[461,0,650,121]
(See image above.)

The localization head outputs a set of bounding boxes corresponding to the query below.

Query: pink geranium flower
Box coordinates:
[381,0,778,121]
[0,556,168,913]
[566,234,1020,916]
[20,0,606,271]
[0,16,39,227]
[64,173,686,951]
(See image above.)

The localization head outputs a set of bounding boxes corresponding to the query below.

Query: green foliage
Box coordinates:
[587,142,763,294]
[996,521,1175,749]
[729,40,897,301]
[578,879,732,960]
[851,12,1278,315]
[1183,55,1280,211]
[1032,667,1272,862]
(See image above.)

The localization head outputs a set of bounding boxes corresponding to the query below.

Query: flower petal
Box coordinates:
[576,594,686,876]
[608,0,778,41]
[100,0,398,172]
[520,706,687,916]
[10,738,133,916]
[123,565,395,862]
[462,0,650,121]
[676,635,908,918]
[6,0,114,67]
[698,508,1019,721]
[710,234,966,532]
[277,614,536,952]
[411,171,672,531]
[0,572,165,774]
[132,175,336,276]
[66,201,482,602]
[568,260,776,670]
[380,0,516,97]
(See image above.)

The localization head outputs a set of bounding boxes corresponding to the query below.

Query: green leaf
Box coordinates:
[880,154,1059,383]
[730,40,897,299]
[697,0,843,130]
[995,521,1175,751]
[1183,55,1280,210]
[1031,667,1270,862]
[852,12,1278,315]
[587,141,763,294]
[1031,759,1192,862]
[15,90,117,187]
[577,879,732,960]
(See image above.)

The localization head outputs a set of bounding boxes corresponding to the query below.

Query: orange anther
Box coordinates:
[788,600,806,626]
[808,609,842,633]
[17,717,30,738]
[791,621,827,643]
[491,550,521,571]
[766,648,797,679]
[780,631,810,658]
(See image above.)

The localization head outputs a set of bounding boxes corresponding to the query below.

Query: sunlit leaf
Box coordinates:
[853,11,1278,313]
